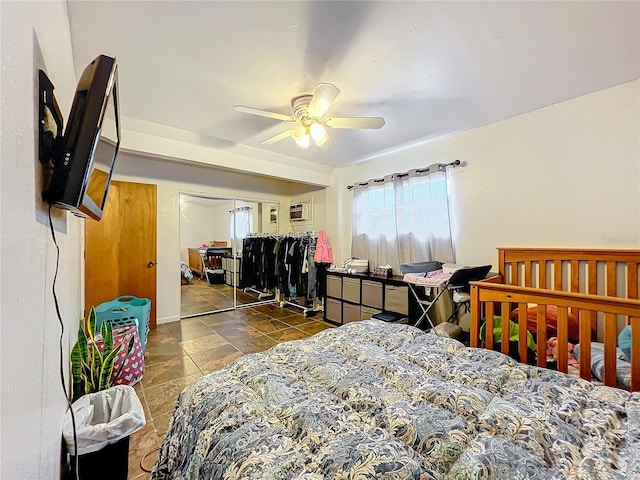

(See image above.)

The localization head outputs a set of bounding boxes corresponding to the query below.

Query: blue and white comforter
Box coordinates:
[153,320,640,479]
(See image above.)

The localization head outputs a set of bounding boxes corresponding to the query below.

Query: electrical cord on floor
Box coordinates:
[48,205,79,480]
[140,445,161,473]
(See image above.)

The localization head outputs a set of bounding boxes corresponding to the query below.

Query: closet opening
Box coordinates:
[179,193,279,319]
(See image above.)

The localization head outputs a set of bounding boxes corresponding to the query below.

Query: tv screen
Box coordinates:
[45,54,120,221]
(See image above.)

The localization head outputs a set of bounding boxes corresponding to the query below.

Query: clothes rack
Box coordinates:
[243,286,275,300]
[237,231,328,316]
[275,231,323,317]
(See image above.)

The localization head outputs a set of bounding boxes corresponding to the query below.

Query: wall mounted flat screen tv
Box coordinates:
[45,54,120,221]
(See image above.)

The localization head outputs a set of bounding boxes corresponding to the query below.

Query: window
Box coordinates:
[229,207,253,252]
[351,166,454,272]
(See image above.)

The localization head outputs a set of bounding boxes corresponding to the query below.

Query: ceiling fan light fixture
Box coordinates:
[295,134,310,148]
[236,82,384,147]
[292,124,306,141]
[310,122,327,143]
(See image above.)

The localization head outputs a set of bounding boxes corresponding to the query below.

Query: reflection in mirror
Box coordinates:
[179,194,278,318]
[233,201,279,307]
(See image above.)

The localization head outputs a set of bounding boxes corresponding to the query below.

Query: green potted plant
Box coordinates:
[70,307,135,401]
[65,307,143,480]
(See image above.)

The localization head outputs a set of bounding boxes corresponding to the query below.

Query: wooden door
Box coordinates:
[85,179,157,329]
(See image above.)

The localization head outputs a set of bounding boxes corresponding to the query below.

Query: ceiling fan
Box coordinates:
[234,83,385,148]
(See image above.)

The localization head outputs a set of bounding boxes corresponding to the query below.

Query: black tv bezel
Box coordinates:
[45,55,120,221]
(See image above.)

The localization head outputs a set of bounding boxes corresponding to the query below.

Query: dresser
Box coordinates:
[323,271,409,325]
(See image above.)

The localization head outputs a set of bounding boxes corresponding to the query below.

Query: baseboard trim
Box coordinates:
[157,315,179,325]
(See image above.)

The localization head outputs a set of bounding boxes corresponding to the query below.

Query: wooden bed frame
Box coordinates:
[469,248,640,391]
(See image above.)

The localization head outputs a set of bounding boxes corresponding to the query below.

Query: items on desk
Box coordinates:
[344,258,369,274]
[372,265,393,278]
[442,263,466,274]
[402,269,452,285]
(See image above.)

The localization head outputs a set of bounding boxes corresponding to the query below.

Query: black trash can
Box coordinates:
[63,385,146,480]
[72,436,130,480]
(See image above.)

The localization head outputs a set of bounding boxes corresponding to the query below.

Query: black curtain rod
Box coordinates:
[346,159,462,190]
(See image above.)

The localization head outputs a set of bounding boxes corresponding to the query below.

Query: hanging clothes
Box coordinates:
[244,232,326,306]
[314,230,333,264]
[313,230,333,301]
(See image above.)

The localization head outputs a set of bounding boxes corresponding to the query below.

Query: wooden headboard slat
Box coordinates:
[570,260,580,293]
[554,260,563,291]
[587,261,598,294]
[607,261,617,297]
[628,263,638,300]
[510,262,518,286]
[539,261,547,289]
[524,261,532,288]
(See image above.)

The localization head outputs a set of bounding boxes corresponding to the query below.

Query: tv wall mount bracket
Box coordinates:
[38,70,64,167]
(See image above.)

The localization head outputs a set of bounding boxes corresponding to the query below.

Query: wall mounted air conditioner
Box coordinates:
[289,201,311,222]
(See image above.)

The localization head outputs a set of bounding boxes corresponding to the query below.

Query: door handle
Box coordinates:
[147,261,157,268]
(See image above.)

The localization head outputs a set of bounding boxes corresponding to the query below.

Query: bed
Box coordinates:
[469,248,640,392]
[152,319,640,479]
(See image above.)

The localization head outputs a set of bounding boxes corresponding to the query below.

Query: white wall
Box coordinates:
[212,202,234,242]
[1,2,82,478]
[286,185,328,235]
[179,199,232,263]
[330,80,640,269]
[113,153,324,324]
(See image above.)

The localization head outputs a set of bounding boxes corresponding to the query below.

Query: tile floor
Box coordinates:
[181,276,276,316]
[128,299,334,479]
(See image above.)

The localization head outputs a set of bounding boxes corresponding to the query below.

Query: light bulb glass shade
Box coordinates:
[291,125,306,141]
[295,133,310,148]
[309,122,327,142]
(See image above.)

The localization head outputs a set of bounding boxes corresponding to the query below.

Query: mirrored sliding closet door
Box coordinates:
[179,193,279,318]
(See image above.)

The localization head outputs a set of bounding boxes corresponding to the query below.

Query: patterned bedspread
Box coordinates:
[152,320,640,479]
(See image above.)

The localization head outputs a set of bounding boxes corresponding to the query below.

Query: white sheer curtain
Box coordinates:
[229,207,253,252]
[351,165,454,273]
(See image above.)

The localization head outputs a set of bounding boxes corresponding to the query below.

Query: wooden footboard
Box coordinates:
[468,248,640,391]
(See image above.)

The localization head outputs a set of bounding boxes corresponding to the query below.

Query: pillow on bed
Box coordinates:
[510,305,580,342]
[618,325,632,361]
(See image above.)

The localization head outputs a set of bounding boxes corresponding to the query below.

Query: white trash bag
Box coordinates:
[63,385,146,455]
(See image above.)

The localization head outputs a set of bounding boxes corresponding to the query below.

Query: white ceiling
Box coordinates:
[66,1,639,171]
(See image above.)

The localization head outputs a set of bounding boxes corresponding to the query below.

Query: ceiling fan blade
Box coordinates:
[307,83,340,119]
[234,105,295,122]
[325,117,385,129]
[261,129,292,145]
[318,131,333,151]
